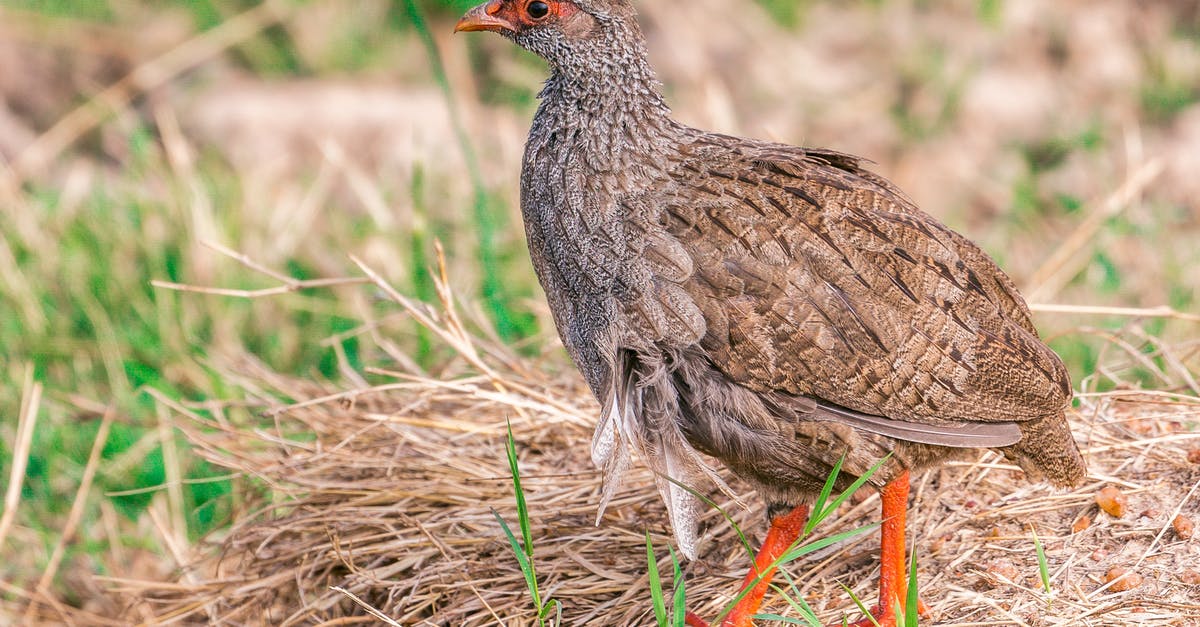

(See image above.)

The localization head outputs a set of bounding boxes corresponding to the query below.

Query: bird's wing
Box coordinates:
[626,134,1071,434]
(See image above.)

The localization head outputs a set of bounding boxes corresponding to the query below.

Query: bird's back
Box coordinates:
[599,129,1086,490]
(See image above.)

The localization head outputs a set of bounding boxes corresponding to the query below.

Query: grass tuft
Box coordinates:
[1031,525,1053,603]
[495,419,559,626]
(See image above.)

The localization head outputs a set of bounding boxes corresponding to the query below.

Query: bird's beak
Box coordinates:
[454,0,516,34]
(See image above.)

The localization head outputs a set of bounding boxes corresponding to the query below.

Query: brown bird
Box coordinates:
[456,1,1086,625]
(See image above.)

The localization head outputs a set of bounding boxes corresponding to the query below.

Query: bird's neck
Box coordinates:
[531,59,681,178]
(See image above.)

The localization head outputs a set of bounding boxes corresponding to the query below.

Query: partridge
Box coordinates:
[456,2,1086,625]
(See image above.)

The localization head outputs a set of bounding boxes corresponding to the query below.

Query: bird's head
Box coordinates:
[455,0,649,82]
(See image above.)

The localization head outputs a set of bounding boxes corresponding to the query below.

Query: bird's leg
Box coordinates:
[842,470,917,627]
[688,473,926,627]
[714,502,811,627]
[683,503,810,627]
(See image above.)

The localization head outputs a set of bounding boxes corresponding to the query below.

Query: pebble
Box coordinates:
[1104,567,1143,592]
[1095,486,1128,518]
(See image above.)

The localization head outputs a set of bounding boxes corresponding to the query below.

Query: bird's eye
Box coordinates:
[527,1,550,19]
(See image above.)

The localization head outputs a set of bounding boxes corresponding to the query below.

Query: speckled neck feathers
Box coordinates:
[524,17,681,191]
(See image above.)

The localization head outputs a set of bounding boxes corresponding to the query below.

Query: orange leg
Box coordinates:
[845,470,912,627]
[723,502,811,627]
[684,503,811,627]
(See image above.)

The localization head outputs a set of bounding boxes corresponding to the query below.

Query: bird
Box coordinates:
[455,1,1086,625]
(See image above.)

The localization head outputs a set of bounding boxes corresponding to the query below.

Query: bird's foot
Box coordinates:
[684,610,710,627]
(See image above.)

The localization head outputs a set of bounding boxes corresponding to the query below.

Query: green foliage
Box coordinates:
[839,581,882,627]
[4,0,114,20]
[1005,123,1105,226]
[495,422,561,625]
[1020,124,1103,174]
[645,533,689,627]
[647,532,670,626]
[416,0,481,19]
[404,0,537,341]
[2,0,550,591]
[1031,525,1052,601]
[976,0,1002,26]
[1140,52,1200,124]
[753,0,811,29]
[905,548,920,627]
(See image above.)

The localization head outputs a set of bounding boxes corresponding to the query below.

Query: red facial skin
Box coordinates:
[454,0,578,34]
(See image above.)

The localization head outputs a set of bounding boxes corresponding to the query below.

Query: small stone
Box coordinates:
[1090,548,1108,561]
[1072,515,1091,534]
[1173,514,1195,540]
[1139,508,1160,520]
[1187,448,1200,464]
[1104,567,1143,592]
[1179,569,1200,585]
[1095,486,1128,518]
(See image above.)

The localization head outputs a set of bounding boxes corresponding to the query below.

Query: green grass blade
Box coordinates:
[805,454,846,535]
[400,0,515,338]
[505,420,533,558]
[762,581,822,627]
[540,599,563,623]
[712,453,888,624]
[670,545,686,627]
[753,615,811,625]
[806,454,891,532]
[716,522,880,623]
[905,546,919,627]
[781,522,880,563]
[492,508,541,611]
[839,582,881,627]
[709,456,888,624]
[646,532,669,627]
[1031,525,1052,600]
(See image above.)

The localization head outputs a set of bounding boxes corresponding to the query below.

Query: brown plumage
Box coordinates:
[457,1,1085,625]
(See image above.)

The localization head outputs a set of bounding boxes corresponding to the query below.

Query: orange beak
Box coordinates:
[454,0,517,33]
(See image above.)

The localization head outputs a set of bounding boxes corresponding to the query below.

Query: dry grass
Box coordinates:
[3,1,1200,625]
[13,254,1197,626]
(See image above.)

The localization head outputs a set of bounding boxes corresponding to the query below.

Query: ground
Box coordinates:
[48,281,1200,625]
[1,0,1199,625]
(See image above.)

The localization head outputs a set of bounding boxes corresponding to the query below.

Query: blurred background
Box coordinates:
[1,0,1198,616]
